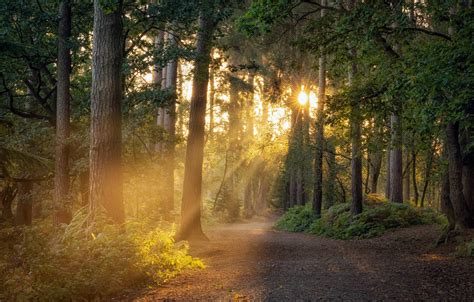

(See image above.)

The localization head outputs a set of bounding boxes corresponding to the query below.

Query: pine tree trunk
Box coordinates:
[313,1,327,216]
[54,0,72,224]
[177,1,215,241]
[390,114,403,203]
[385,147,391,199]
[412,146,419,206]
[349,58,363,214]
[89,0,125,224]
[154,31,165,153]
[162,30,178,216]
[446,122,473,229]
[441,149,455,230]
[326,137,336,208]
[403,148,411,202]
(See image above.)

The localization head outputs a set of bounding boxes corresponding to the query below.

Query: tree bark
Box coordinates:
[403,147,411,202]
[446,122,473,229]
[390,113,403,203]
[89,0,125,224]
[385,147,391,199]
[54,0,72,224]
[177,1,215,241]
[412,146,419,206]
[441,149,455,230]
[154,30,165,154]
[312,0,327,217]
[349,58,363,215]
[162,29,178,216]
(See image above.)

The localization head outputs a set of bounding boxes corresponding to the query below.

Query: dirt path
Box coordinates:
[133,216,474,301]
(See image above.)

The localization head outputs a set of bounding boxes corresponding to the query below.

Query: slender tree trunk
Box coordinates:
[326,137,336,208]
[208,66,215,138]
[313,0,327,217]
[420,146,434,207]
[177,1,215,240]
[446,122,473,229]
[349,57,363,215]
[89,0,125,224]
[161,29,178,216]
[385,147,391,199]
[390,114,403,203]
[154,31,165,153]
[54,0,72,224]
[412,145,419,206]
[403,147,411,202]
[244,72,255,217]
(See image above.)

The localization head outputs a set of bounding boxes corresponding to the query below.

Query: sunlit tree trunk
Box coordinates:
[177,1,215,241]
[89,0,125,224]
[440,148,455,230]
[162,29,178,216]
[54,0,72,224]
[244,72,255,218]
[312,0,327,217]
[153,30,165,153]
[208,66,215,138]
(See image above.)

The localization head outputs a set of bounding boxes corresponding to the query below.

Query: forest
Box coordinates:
[0,0,473,300]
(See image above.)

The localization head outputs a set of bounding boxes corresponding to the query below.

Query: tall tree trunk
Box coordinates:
[446,122,473,229]
[441,162,455,230]
[390,114,403,203]
[349,56,363,215]
[325,136,336,208]
[89,0,125,224]
[420,146,434,207]
[208,66,215,138]
[154,30,165,153]
[162,30,178,216]
[54,0,72,224]
[177,1,215,241]
[403,147,411,202]
[312,0,327,217]
[385,147,391,199]
[412,145,419,206]
[244,72,255,217]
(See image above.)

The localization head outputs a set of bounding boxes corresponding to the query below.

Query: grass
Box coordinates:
[275,198,445,240]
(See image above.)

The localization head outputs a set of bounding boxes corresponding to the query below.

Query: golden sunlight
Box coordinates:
[297,85,308,106]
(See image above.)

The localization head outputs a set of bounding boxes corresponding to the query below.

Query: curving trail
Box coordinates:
[132,216,474,301]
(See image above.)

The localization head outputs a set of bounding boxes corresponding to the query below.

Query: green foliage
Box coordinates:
[275,202,444,240]
[0,212,203,301]
[456,240,474,257]
[274,204,315,232]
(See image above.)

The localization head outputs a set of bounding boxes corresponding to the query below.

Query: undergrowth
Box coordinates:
[0,210,203,301]
[275,201,445,240]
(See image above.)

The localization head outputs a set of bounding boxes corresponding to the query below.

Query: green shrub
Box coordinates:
[275,202,444,240]
[455,240,474,257]
[274,204,315,232]
[0,211,203,301]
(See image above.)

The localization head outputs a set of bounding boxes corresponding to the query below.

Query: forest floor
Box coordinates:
[128,216,474,301]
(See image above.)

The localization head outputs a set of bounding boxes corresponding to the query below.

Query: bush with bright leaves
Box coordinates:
[0,210,203,301]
